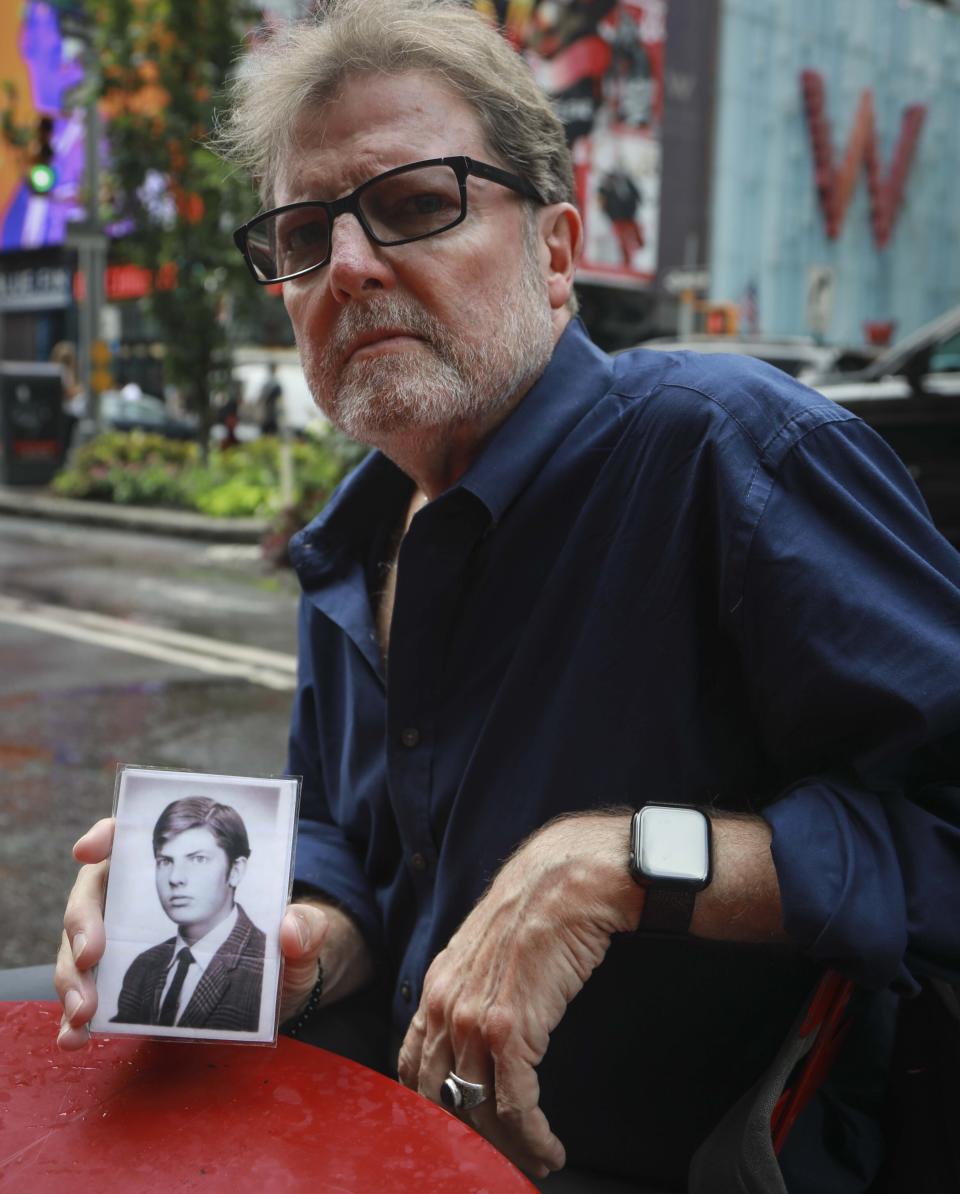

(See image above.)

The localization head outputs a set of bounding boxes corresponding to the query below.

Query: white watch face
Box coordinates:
[637,806,710,883]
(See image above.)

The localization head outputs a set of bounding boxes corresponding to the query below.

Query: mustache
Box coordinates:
[325,296,451,364]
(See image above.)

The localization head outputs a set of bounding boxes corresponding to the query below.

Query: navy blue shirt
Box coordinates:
[288,320,960,1189]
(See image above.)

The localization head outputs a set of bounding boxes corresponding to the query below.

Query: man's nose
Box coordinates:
[168,862,187,886]
[327,213,394,303]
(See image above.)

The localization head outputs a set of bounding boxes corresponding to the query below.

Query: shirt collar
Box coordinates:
[173,903,238,971]
[456,318,614,523]
[290,448,407,590]
[290,319,613,583]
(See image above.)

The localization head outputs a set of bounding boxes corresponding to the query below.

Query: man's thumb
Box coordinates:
[282,903,328,960]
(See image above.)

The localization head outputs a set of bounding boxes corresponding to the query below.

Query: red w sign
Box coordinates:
[800,70,926,248]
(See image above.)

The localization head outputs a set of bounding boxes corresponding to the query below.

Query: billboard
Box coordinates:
[0,1,86,251]
[2,1,666,283]
[479,0,666,285]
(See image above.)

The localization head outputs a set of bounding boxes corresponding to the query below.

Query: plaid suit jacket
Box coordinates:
[112,904,266,1032]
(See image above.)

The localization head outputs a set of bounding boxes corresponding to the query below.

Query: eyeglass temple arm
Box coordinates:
[464,158,545,204]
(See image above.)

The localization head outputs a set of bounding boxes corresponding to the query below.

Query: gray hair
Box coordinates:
[215,0,575,213]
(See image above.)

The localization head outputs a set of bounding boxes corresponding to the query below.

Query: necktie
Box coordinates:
[158,947,194,1026]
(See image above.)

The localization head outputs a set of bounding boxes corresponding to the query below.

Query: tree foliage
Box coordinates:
[91,0,271,431]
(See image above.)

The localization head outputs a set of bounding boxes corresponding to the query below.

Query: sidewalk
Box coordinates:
[0,486,269,543]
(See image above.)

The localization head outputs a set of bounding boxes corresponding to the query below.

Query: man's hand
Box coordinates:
[55,818,115,1049]
[55,820,374,1048]
[396,809,787,1176]
[397,813,643,1179]
[277,898,374,1023]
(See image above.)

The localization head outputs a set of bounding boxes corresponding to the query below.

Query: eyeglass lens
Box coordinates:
[246,163,465,281]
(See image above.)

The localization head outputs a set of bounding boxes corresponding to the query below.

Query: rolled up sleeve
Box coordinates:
[764,777,909,989]
[736,416,960,992]
[287,601,383,956]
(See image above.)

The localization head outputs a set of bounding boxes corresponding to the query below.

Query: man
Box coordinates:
[56,2,960,1191]
[258,362,283,436]
[111,797,265,1032]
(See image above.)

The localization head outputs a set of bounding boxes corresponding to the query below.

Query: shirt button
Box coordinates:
[400,980,412,1002]
[399,727,420,748]
[410,852,427,872]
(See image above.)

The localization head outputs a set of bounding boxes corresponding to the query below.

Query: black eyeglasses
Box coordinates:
[233,156,544,285]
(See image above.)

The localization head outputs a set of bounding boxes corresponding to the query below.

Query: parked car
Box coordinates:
[96,388,198,441]
[813,304,960,546]
[633,335,878,385]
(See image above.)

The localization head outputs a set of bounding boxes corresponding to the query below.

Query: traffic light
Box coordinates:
[27,115,57,195]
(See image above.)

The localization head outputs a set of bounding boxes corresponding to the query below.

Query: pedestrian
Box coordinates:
[258,362,282,436]
[218,381,242,450]
[55,3,960,1191]
[50,341,84,456]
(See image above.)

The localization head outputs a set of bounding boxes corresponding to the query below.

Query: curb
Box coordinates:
[0,488,269,543]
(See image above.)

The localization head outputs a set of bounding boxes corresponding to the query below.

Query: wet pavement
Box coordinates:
[0,514,303,969]
[0,515,299,654]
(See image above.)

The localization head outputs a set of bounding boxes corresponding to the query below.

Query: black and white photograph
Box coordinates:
[91,767,299,1044]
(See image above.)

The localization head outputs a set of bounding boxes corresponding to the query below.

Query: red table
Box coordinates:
[0,1002,535,1192]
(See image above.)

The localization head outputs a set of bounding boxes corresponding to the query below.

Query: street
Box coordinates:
[0,515,300,970]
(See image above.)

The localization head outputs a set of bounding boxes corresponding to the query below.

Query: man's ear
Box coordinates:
[228,855,248,890]
[539,203,583,312]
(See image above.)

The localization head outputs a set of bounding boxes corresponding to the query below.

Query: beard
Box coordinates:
[300,230,555,446]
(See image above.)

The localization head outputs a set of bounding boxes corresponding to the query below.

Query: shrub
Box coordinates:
[193,476,278,518]
[51,427,366,525]
[52,433,200,504]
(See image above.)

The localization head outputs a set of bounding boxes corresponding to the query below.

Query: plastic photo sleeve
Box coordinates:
[90,765,301,1045]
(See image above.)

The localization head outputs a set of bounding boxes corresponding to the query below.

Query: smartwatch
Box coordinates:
[629,803,712,934]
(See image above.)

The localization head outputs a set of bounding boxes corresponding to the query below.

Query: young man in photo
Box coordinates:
[112,797,265,1032]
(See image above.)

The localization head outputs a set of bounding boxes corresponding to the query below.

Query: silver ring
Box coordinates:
[440,1070,489,1111]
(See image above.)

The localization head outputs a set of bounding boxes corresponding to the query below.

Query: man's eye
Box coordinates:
[399,192,446,215]
[190,854,210,864]
[281,220,327,253]
[291,223,325,246]
[156,858,171,869]
[370,189,459,237]
[394,191,458,220]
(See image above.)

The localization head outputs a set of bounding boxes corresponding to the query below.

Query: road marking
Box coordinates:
[0,594,297,690]
[204,544,262,562]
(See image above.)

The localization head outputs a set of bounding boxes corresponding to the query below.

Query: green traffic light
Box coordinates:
[28,163,57,194]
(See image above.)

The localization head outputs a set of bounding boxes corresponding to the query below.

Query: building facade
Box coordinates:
[708,0,960,345]
[2,0,958,366]
[483,0,960,350]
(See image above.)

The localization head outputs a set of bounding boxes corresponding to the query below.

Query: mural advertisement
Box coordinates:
[478,0,665,285]
[1,1,86,252]
[2,1,665,284]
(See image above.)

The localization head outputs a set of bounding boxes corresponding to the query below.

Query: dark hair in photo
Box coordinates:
[152,797,252,867]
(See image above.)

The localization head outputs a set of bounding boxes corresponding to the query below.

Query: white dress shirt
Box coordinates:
[158,905,239,1025]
